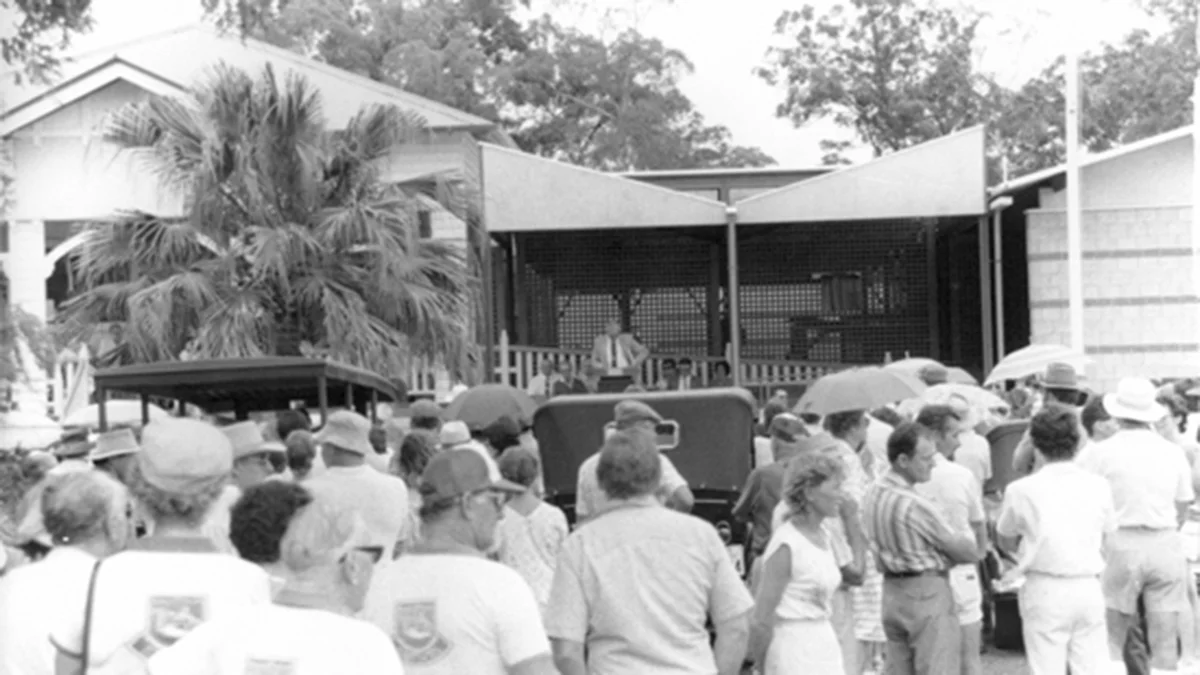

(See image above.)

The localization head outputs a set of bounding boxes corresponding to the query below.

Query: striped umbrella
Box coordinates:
[985,344,1091,386]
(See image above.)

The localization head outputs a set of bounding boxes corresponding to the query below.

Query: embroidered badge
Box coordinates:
[392,600,451,665]
[126,595,207,660]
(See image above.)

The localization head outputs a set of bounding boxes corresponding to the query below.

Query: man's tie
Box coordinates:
[610,338,618,369]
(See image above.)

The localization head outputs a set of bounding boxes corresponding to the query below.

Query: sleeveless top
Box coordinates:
[764,521,843,621]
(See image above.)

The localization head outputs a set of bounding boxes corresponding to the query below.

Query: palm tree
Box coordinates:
[57,64,478,380]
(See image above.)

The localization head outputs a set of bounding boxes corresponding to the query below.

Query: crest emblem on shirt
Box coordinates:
[127,596,208,659]
[392,600,451,664]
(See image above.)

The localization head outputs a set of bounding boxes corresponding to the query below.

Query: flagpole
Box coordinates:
[1065,45,1085,354]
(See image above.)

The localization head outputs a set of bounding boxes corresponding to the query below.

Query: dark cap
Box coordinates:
[1041,362,1080,390]
[918,364,949,386]
[410,399,442,421]
[613,400,662,428]
[419,448,525,503]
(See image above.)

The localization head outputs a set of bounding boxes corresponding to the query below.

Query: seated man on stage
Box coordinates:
[590,318,649,393]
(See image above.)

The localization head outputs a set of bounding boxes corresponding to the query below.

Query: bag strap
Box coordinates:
[80,559,103,675]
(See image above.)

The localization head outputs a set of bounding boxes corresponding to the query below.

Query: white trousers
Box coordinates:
[1018,574,1109,675]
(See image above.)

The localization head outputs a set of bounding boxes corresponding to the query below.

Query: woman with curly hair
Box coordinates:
[49,419,272,674]
[749,452,848,674]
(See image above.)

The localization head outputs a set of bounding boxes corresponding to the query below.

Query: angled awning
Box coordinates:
[737,126,987,224]
[481,144,727,232]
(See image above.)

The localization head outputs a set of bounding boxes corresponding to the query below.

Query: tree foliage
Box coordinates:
[1,0,94,83]
[0,272,57,386]
[758,0,994,161]
[248,0,774,170]
[57,65,477,378]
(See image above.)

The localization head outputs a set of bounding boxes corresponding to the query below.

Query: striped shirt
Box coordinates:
[863,470,953,574]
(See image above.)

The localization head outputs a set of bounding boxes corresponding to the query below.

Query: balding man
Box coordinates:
[548,430,753,675]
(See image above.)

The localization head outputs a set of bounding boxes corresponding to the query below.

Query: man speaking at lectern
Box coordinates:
[591,318,649,392]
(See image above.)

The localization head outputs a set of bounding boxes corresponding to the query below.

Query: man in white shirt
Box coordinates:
[305,410,412,559]
[996,403,1115,675]
[914,404,988,675]
[675,357,697,391]
[548,429,753,675]
[1077,377,1195,672]
[590,318,649,388]
[362,448,556,675]
[575,400,694,523]
[525,359,560,400]
[149,491,403,675]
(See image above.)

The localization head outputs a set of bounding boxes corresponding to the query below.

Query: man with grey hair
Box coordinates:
[363,448,555,674]
[548,430,753,675]
[0,470,131,675]
[575,399,694,523]
[146,493,403,674]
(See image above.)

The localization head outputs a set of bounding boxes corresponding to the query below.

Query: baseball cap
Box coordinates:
[410,400,442,422]
[439,420,473,447]
[137,418,233,494]
[314,410,373,456]
[613,400,662,428]
[419,448,525,504]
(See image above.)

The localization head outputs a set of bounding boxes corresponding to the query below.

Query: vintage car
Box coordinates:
[533,388,756,575]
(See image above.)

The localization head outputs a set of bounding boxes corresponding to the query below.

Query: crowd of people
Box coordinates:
[2,359,1200,675]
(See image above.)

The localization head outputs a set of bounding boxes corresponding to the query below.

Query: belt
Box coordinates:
[883,569,948,580]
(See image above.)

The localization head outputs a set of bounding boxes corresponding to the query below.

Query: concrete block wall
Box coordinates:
[1026,206,1200,391]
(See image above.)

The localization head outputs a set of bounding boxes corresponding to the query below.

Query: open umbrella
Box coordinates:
[795,367,926,416]
[61,400,171,429]
[886,358,978,386]
[444,384,538,430]
[985,344,1091,386]
[0,410,62,450]
[897,383,1009,423]
[946,367,978,385]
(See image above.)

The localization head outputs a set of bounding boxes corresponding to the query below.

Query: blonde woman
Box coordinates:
[750,452,848,674]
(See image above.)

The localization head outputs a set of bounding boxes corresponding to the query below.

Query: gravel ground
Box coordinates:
[982,644,1027,674]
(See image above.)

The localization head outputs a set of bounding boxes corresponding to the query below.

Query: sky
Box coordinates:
[51,0,1165,166]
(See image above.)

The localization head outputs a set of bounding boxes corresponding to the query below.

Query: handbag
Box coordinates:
[79,559,103,675]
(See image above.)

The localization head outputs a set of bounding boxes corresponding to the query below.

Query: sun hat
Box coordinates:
[1103,377,1167,424]
[409,399,442,423]
[137,418,233,494]
[419,448,525,504]
[439,420,473,447]
[1040,362,1081,390]
[222,421,286,461]
[90,427,140,462]
[613,400,662,428]
[314,410,374,456]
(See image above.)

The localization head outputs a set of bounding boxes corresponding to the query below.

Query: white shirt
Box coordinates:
[753,436,773,469]
[199,485,242,554]
[362,554,550,674]
[1077,428,1194,529]
[304,464,412,553]
[526,374,559,398]
[49,544,272,673]
[995,461,1115,577]
[147,603,404,675]
[575,451,689,521]
[865,415,894,469]
[603,336,630,375]
[915,454,984,536]
[954,431,992,491]
[0,546,96,675]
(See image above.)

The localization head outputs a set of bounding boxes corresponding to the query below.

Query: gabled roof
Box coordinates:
[480,144,728,232]
[737,126,987,224]
[989,125,1195,196]
[1,23,496,136]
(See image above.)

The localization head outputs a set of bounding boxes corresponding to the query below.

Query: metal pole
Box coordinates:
[978,215,995,373]
[725,207,742,386]
[993,209,1007,358]
[317,374,328,429]
[1065,46,1085,353]
[1193,18,1200,361]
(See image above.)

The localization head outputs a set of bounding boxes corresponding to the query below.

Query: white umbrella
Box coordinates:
[897,383,1009,425]
[985,344,1091,386]
[886,358,979,385]
[62,400,171,429]
[0,411,63,450]
[796,367,926,416]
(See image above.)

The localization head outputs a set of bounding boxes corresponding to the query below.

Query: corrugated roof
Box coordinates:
[1,23,496,134]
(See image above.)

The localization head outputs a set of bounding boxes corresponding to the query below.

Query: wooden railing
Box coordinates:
[491,330,857,395]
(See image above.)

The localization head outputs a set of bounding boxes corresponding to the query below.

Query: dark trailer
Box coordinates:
[92,357,406,430]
